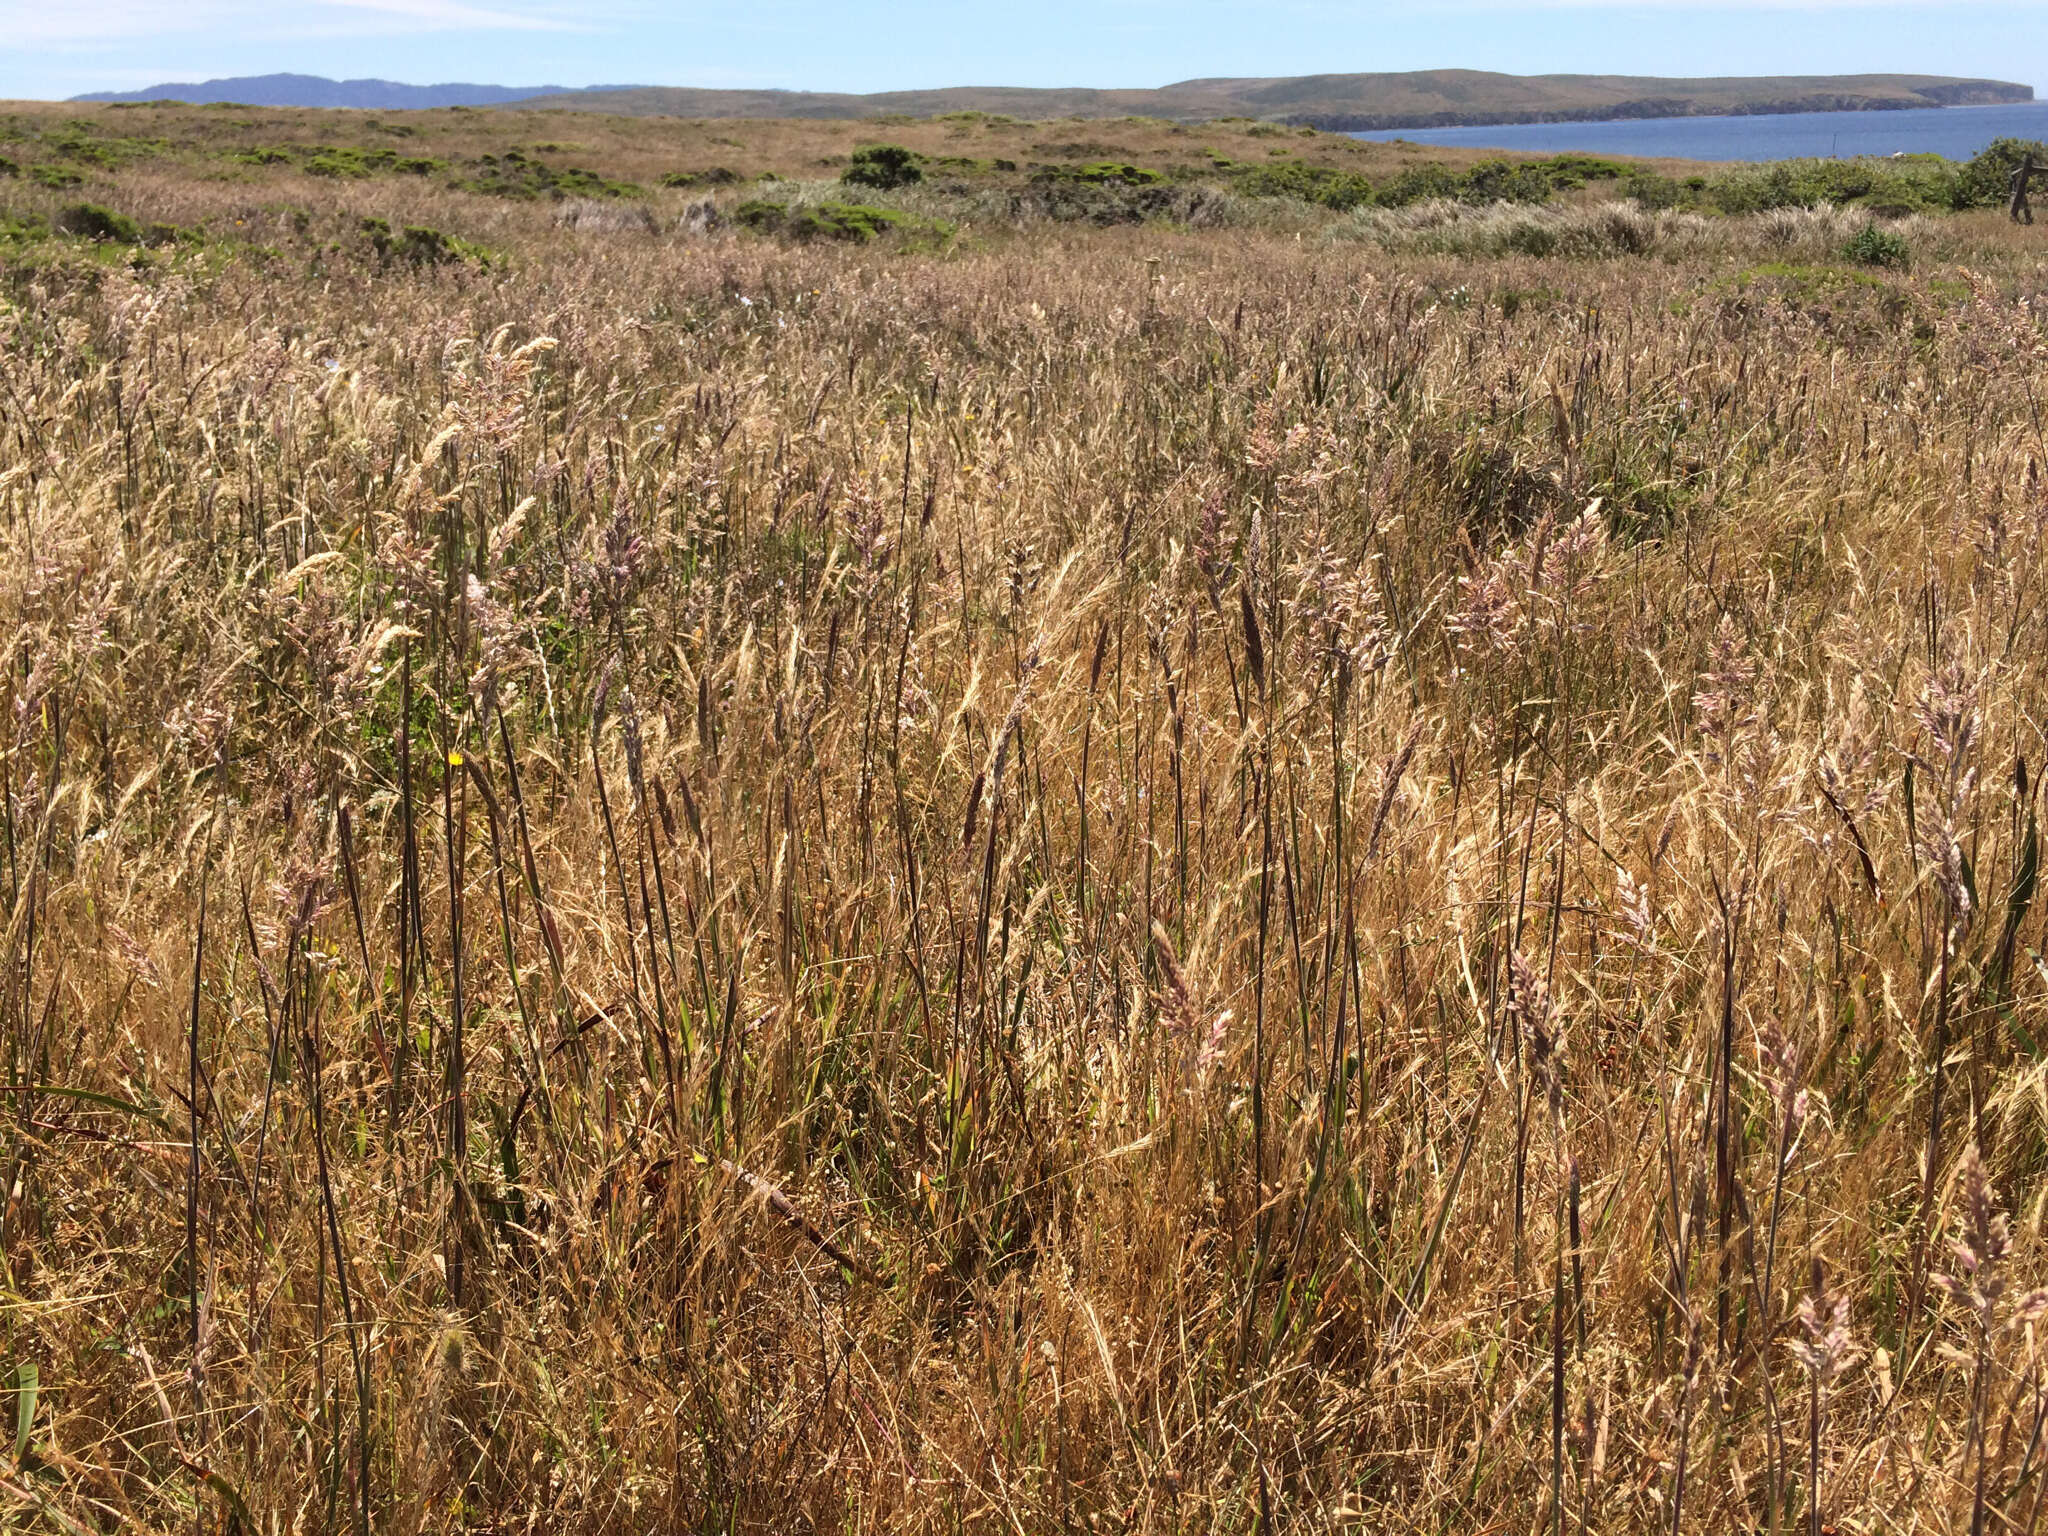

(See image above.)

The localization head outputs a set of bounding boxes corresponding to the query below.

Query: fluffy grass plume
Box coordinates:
[4,105,2048,1534]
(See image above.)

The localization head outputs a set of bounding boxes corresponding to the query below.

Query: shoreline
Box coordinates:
[1301,90,2034,136]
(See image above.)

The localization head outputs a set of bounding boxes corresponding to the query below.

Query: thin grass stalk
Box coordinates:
[299,918,371,1536]
[441,730,468,1308]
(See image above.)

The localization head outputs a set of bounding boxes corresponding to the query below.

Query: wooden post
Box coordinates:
[2012,154,2038,225]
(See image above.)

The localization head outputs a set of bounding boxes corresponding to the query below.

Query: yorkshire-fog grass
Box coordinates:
[4,118,2048,1535]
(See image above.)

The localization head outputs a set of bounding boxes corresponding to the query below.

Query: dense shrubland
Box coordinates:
[3,110,2042,272]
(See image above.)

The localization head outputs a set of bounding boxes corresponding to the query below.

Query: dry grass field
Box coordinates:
[0,99,1548,197]
[3,105,2048,1536]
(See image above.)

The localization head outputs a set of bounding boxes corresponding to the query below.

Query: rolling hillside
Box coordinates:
[66,69,2032,129]
[73,73,629,109]
[520,70,2033,129]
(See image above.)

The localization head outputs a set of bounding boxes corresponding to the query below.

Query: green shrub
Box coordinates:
[793,203,904,241]
[55,203,144,243]
[31,165,85,190]
[0,156,16,178]
[233,147,295,166]
[1374,165,1461,207]
[396,225,460,263]
[465,152,639,200]
[1017,175,1223,226]
[1229,161,1374,211]
[1228,152,1617,215]
[1608,155,1970,215]
[733,199,920,244]
[305,147,400,180]
[40,128,168,169]
[360,217,490,267]
[1460,160,1558,205]
[395,157,446,176]
[1501,220,1560,258]
[662,167,741,189]
[1623,173,1688,210]
[1071,162,1163,186]
[732,199,789,233]
[1703,157,1956,214]
[1953,137,2048,209]
[1841,223,1910,268]
[843,145,923,190]
[1534,153,1630,185]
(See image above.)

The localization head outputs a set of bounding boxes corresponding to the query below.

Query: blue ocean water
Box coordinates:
[1350,101,2048,162]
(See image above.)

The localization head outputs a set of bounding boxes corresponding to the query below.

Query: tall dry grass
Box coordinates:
[3,174,2048,1535]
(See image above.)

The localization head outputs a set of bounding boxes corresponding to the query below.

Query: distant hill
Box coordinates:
[66,70,2034,129]
[71,74,646,110]
[518,71,2035,131]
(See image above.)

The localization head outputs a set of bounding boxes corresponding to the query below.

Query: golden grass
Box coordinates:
[3,147,2048,1535]
[0,100,1573,194]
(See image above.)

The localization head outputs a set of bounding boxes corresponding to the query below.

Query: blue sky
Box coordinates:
[2,1,2042,102]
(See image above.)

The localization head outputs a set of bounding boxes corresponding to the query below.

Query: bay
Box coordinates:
[1350,101,2048,163]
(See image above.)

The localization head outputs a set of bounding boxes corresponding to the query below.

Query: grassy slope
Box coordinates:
[0,99,1639,201]
[519,69,2034,127]
[6,99,2048,1536]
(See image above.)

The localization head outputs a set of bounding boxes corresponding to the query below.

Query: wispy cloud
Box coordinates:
[0,0,589,46]
[321,0,581,30]
[1233,0,2021,13]
[1470,0,2018,8]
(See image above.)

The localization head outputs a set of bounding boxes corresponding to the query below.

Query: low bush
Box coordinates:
[732,199,790,233]
[360,216,492,267]
[1952,136,2048,209]
[1373,164,1461,207]
[1337,154,1630,213]
[55,203,143,243]
[1622,172,1690,210]
[1066,162,1164,186]
[1458,159,1562,205]
[1229,161,1375,210]
[1016,175,1240,227]
[39,128,168,169]
[662,167,742,189]
[304,146,402,180]
[794,203,905,241]
[843,145,923,191]
[1841,222,1910,268]
[465,151,640,200]
[735,199,909,243]
[1535,152,1632,188]
[1620,143,2045,216]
